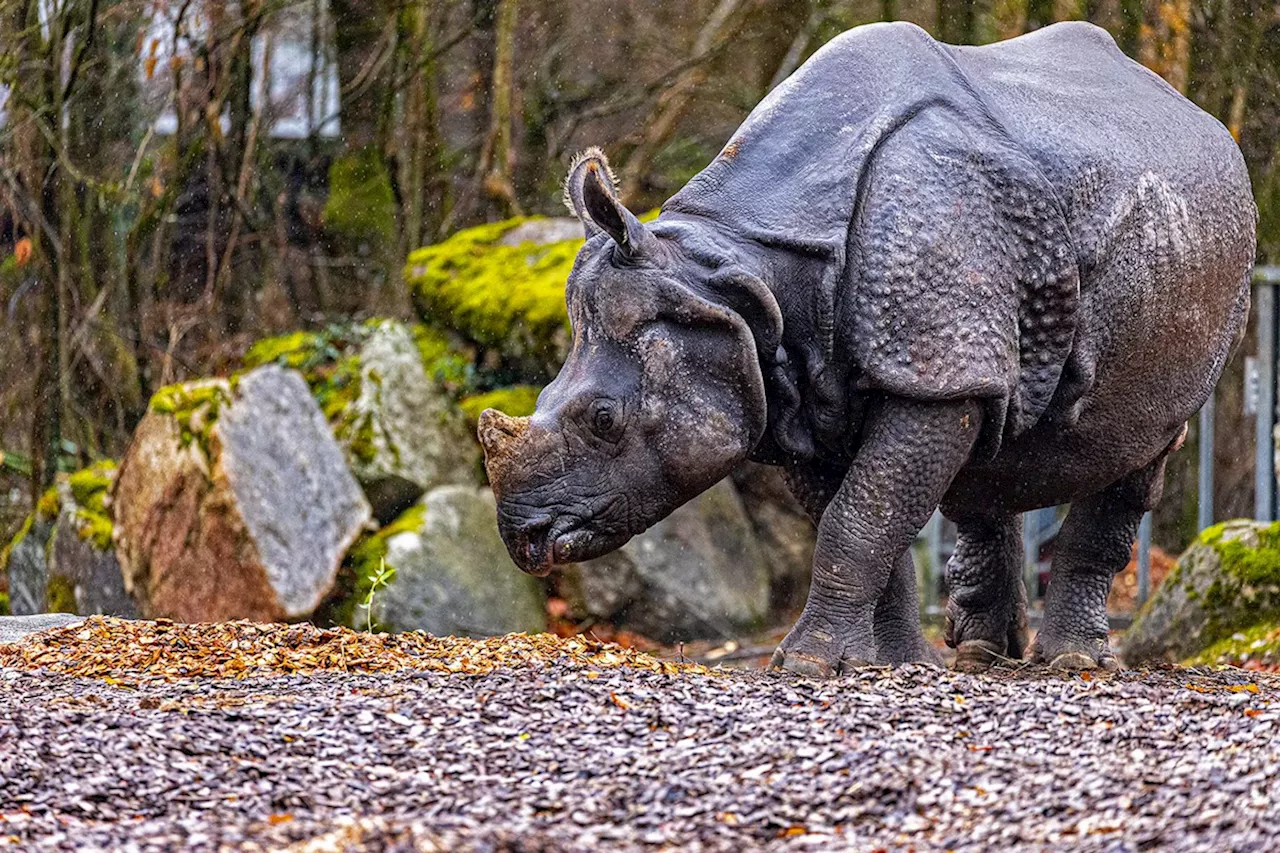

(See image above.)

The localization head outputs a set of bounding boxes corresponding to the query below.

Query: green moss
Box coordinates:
[458,385,542,424]
[405,217,579,371]
[66,460,117,551]
[412,325,476,395]
[324,146,397,246]
[0,590,8,616]
[46,574,76,614]
[1185,622,1280,667]
[35,487,59,523]
[149,380,233,456]
[243,331,328,372]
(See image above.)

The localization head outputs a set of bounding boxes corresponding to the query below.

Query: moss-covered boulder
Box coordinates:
[113,365,371,622]
[405,216,581,379]
[245,320,480,521]
[1,462,136,618]
[1123,520,1280,665]
[341,485,545,636]
[563,480,771,643]
[1,503,56,617]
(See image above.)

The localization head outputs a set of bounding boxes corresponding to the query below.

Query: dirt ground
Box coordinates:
[2,620,1278,852]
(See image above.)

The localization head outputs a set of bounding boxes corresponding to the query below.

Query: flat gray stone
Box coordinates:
[0,613,84,645]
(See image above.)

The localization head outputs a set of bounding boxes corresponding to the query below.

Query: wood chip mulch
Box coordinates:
[0,616,713,680]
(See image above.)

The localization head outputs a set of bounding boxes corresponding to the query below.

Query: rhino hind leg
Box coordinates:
[1029,456,1168,671]
[943,513,1028,673]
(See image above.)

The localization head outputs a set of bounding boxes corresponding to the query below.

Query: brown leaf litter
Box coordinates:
[0,616,712,680]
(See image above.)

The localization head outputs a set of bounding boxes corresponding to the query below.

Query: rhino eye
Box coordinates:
[590,399,621,440]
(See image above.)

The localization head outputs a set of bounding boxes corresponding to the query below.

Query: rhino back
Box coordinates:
[949,21,1255,282]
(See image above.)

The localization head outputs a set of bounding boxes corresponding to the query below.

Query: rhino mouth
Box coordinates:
[504,498,636,576]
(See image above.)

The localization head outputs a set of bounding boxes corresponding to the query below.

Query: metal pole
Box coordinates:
[1198,392,1215,531]
[1021,513,1035,607]
[1137,511,1152,607]
[924,510,942,615]
[1255,281,1277,522]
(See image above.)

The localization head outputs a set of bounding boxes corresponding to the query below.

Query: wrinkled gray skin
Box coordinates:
[479,21,1257,676]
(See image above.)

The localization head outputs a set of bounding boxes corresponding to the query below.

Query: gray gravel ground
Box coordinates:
[2,662,1278,852]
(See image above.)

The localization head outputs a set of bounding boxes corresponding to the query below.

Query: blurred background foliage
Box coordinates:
[1,0,1277,554]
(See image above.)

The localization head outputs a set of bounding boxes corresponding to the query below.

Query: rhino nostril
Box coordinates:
[520,515,554,541]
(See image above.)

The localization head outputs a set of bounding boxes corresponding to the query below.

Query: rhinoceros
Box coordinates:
[477,21,1257,675]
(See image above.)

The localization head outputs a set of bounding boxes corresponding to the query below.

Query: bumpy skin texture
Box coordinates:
[480,21,1257,675]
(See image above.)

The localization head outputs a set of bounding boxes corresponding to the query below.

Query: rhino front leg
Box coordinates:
[783,460,939,664]
[770,397,981,677]
[943,513,1028,672]
[1029,455,1168,670]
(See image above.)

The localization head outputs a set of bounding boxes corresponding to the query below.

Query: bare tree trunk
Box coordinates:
[475,0,522,217]
[619,0,758,207]
[398,0,449,249]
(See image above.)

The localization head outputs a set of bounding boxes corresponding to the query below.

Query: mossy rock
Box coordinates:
[245,320,482,521]
[1124,520,1280,664]
[1,460,136,617]
[117,365,371,622]
[148,379,235,460]
[337,485,546,637]
[405,216,580,379]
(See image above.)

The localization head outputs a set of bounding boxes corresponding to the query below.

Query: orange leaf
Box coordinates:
[14,237,32,267]
[268,813,292,825]
[610,691,631,711]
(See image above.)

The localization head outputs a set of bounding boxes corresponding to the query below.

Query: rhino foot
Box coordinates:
[952,639,1006,673]
[768,611,878,677]
[1028,637,1121,672]
[768,648,873,677]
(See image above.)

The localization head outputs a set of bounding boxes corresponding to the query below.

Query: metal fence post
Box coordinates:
[924,510,942,615]
[1198,392,1215,531]
[1137,511,1152,606]
[1255,276,1277,522]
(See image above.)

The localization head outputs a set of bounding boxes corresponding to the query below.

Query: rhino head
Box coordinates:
[478,149,781,576]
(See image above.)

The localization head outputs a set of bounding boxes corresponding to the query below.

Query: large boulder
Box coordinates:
[1123,520,1280,664]
[343,485,545,637]
[112,365,371,622]
[244,320,480,522]
[1,462,136,618]
[567,479,771,642]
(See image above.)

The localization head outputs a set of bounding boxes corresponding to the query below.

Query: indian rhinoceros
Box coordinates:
[477,21,1257,675]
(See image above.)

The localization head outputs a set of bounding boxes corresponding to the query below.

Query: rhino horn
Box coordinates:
[478,409,533,494]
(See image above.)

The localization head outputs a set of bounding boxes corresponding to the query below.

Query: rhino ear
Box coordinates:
[563,147,650,255]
